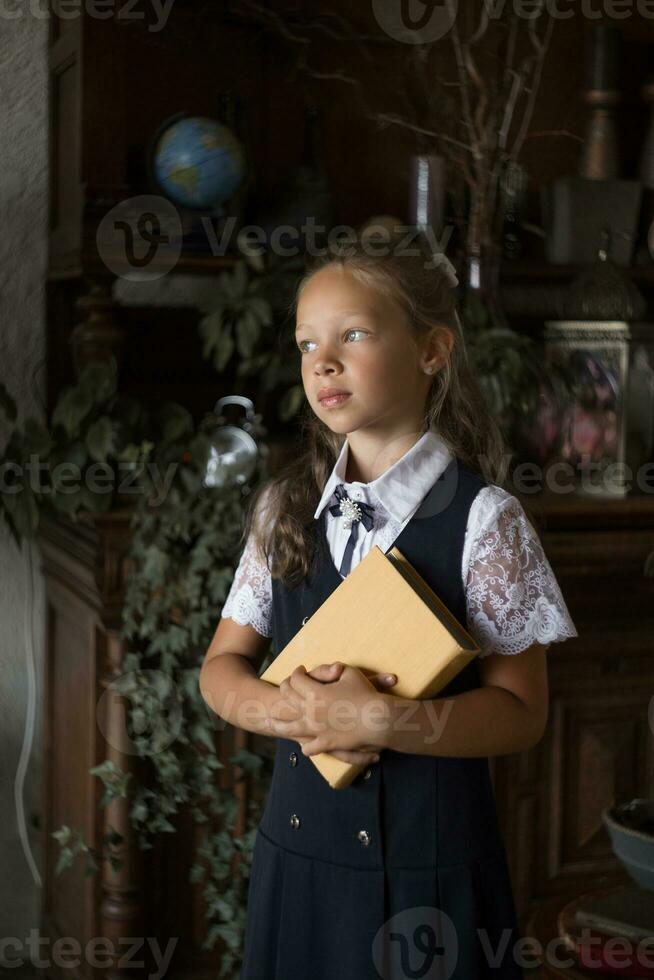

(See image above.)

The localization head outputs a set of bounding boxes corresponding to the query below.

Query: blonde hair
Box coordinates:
[239,233,506,590]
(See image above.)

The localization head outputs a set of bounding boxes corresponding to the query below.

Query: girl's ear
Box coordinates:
[422,324,454,373]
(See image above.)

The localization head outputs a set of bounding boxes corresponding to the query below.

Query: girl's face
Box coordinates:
[295,264,438,439]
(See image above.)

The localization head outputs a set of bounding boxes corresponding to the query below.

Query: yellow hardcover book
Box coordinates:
[260,544,480,790]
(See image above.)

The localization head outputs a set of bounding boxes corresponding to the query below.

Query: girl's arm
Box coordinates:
[200,617,390,764]
[280,642,548,758]
[375,641,549,757]
[199,617,280,737]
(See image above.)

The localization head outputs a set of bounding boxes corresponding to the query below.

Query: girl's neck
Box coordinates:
[344,429,426,485]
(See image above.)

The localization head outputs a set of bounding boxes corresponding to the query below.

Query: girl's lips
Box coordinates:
[319,392,351,408]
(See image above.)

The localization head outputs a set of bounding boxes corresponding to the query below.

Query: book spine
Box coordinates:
[418,648,477,700]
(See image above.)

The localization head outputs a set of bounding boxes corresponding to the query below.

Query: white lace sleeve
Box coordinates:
[463,486,578,658]
[221,487,273,639]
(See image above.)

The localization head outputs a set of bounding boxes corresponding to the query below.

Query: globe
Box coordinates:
[152,115,247,212]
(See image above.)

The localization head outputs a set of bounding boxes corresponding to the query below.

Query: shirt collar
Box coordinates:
[313,429,454,526]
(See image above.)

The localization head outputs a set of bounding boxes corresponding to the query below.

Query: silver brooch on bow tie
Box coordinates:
[338,497,362,529]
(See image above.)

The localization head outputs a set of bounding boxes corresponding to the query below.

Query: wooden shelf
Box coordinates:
[500,258,654,285]
[516,488,654,531]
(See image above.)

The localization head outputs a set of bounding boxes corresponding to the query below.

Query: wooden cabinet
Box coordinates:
[39,509,249,980]
[493,493,654,932]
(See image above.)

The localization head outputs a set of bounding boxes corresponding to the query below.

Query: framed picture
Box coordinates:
[544,321,630,497]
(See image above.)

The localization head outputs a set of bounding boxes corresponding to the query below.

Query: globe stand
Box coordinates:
[177,203,229,254]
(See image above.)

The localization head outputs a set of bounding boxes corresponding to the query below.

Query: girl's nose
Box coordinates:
[314,354,342,373]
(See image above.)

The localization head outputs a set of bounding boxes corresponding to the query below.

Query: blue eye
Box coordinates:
[298,328,367,354]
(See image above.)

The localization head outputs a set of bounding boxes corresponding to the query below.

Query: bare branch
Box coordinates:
[462,3,494,141]
[372,113,474,155]
[468,3,491,45]
[447,0,480,155]
[497,68,523,154]
[224,0,559,245]
[295,68,379,122]
[399,43,461,150]
[226,0,311,47]
[302,11,390,52]
[510,8,555,159]
[503,14,519,97]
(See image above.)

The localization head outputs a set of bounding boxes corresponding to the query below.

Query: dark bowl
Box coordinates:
[602,799,654,892]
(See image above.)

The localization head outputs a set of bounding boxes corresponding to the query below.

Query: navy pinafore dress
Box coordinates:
[240,459,525,980]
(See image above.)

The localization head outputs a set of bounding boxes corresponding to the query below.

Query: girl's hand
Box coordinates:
[301,662,396,765]
[267,662,394,759]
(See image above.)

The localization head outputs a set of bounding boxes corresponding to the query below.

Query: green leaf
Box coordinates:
[231,260,248,298]
[51,439,89,472]
[191,723,216,753]
[23,417,54,457]
[131,800,150,823]
[159,403,193,443]
[198,310,224,354]
[2,485,40,540]
[78,357,118,404]
[228,748,264,774]
[85,416,117,462]
[189,863,205,884]
[217,268,237,302]
[51,386,94,437]
[241,246,265,274]
[54,847,74,875]
[90,760,131,797]
[51,825,73,846]
[278,384,305,421]
[235,309,260,358]
[247,296,273,326]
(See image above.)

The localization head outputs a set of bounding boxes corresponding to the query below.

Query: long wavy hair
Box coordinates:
[238,233,507,591]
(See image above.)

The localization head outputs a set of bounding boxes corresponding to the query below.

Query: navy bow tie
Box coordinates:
[328,484,375,576]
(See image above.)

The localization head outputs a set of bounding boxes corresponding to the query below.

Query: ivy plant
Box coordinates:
[0,367,282,978]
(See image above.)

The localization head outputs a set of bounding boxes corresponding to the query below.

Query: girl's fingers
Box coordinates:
[304,664,396,691]
[306,662,344,682]
[270,694,301,722]
[267,716,302,736]
[367,671,397,691]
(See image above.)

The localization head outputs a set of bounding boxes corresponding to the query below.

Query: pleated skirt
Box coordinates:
[240,823,525,980]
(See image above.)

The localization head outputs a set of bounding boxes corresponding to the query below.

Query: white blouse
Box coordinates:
[221,430,578,658]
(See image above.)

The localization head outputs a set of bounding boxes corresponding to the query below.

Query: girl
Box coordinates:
[199,233,577,980]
